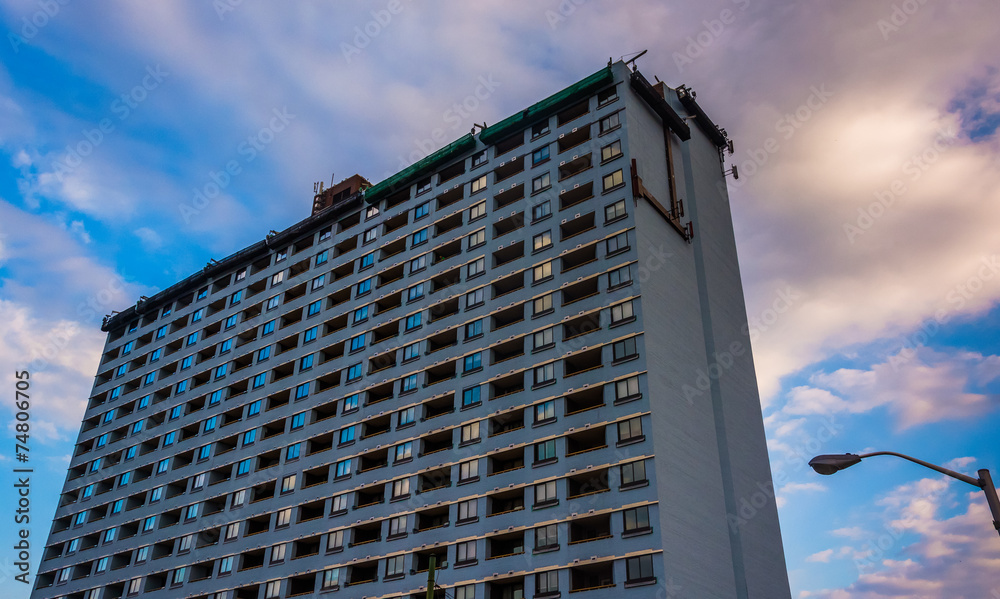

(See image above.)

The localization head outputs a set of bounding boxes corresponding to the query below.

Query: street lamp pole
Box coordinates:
[809,451,1000,539]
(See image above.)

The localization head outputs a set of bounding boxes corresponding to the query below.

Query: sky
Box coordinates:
[1,1,998,598]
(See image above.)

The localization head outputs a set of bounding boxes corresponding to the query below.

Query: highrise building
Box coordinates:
[33,60,790,599]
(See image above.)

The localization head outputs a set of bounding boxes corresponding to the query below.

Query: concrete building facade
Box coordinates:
[33,60,790,599]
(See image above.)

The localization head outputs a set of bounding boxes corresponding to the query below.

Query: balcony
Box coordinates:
[564,347,603,378]
[487,488,524,517]
[568,514,612,545]
[567,467,611,499]
[566,427,607,457]
[560,211,596,241]
[488,447,525,476]
[414,505,450,532]
[486,531,525,560]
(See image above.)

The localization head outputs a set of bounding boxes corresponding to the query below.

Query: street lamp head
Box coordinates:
[809,453,863,475]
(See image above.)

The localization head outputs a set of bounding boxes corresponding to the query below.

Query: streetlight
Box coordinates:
[809,451,1000,538]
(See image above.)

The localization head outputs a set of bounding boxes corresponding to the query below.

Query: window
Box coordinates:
[533,327,555,351]
[275,508,292,527]
[609,264,632,289]
[128,578,141,595]
[322,568,340,589]
[533,230,552,252]
[262,319,276,335]
[398,406,416,427]
[613,337,638,362]
[96,433,109,448]
[204,416,217,432]
[467,257,485,278]
[467,228,486,249]
[197,445,211,460]
[416,177,432,195]
[300,354,314,371]
[391,478,410,499]
[618,416,644,444]
[366,205,380,220]
[601,139,622,162]
[286,443,301,461]
[385,555,405,578]
[459,459,479,482]
[343,394,360,413]
[410,254,427,273]
[331,494,348,513]
[414,201,430,219]
[231,489,246,507]
[235,268,247,281]
[315,250,328,265]
[401,342,420,362]
[389,514,407,537]
[359,252,375,270]
[119,472,130,486]
[598,85,618,106]
[180,355,193,370]
[532,200,551,222]
[214,364,227,379]
[610,300,634,325]
[603,168,625,192]
[217,555,233,575]
[460,421,480,444]
[110,386,122,400]
[606,231,629,256]
[532,121,550,138]
[532,172,551,193]
[334,459,351,478]
[150,486,164,502]
[600,111,620,134]
[271,543,288,563]
[405,312,422,331]
[90,458,102,473]
[533,293,553,316]
[73,511,87,526]
[122,340,134,356]
[401,374,418,393]
[247,399,262,416]
[535,400,555,423]
[103,409,115,423]
[353,305,369,323]
[345,362,363,382]
[156,325,167,339]
[534,480,557,506]
[312,274,325,290]
[395,441,413,462]
[535,439,557,463]
[471,174,487,194]
[456,584,476,599]
[142,516,156,532]
[472,149,488,167]
[150,348,162,362]
[469,201,486,221]
[250,372,267,389]
[135,545,148,562]
[363,227,378,244]
[242,429,257,446]
[264,581,280,599]
[265,294,280,310]
[82,484,95,499]
[407,283,424,302]
[533,261,553,284]
[462,386,481,407]
[257,344,271,360]
[532,145,550,165]
[624,505,651,534]
[350,333,366,352]
[411,228,428,247]
[303,326,318,343]
[115,363,128,377]
[356,278,372,296]
[281,474,296,494]
[236,458,252,476]
[535,523,558,550]
[185,504,198,520]
[191,308,203,323]
[224,522,239,540]
[465,319,483,339]
[271,271,284,286]
[463,352,482,372]
[339,425,356,445]
[534,363,555,386]
[621,460,647,487]
[96,556,109,573]
[224,314,238,329]
[536,570,559,595]
[275,248,288,262]
[456,540,477,564]
[466,287,485,309]
[290,412,306,430]
[458,498,478,522]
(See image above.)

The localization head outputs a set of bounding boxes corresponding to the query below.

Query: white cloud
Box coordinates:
[133,226,163,251]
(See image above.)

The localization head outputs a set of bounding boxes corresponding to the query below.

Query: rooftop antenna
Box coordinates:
[330,172,335,187]
[623,49,647,71]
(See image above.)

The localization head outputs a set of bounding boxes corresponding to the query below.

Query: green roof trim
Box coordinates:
[479,67,614,145]
[365,133,476,204]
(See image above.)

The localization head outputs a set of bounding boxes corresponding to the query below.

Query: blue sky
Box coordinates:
[1,1,998,598]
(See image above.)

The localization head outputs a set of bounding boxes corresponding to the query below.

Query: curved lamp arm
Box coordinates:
[857,451,981,487]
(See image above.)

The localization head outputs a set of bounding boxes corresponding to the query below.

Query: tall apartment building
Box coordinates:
[33,61,790,599]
